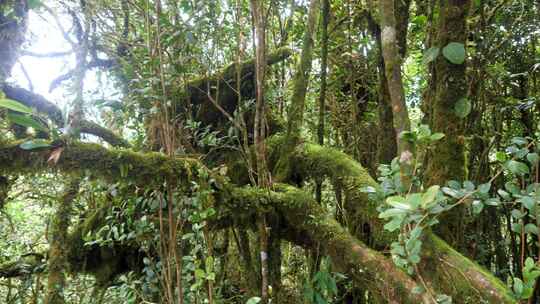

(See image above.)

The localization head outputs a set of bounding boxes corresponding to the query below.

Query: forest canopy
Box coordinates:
[0,0,539,303]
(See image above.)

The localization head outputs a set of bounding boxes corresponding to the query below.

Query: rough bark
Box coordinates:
[425,0,470,247]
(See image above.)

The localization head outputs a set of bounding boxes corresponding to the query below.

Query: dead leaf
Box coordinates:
[47,147,64,165]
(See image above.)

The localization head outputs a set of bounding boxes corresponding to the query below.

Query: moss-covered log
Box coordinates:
[266,136,516,303]
[0,139,517,302]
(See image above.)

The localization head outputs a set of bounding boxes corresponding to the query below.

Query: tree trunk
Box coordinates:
[425,0,470,248]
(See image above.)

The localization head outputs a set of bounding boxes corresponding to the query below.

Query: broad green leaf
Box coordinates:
[386,196,410,210]
[511,209,524,219]
[524,223,539,235]
[527,153,539,164]
[246,297,261,304]
[454,98,471,118]
[519,196,535,210]
[478,182,491,194]
[421,185,440,208]
[507,160,530,175]
[513,278,524,298]
[19,139,51,150]
[422,47,440,65]
[442,42,466,64]
[472,200,483,215]
[379,208,407,219]
[0,98,32,114]
[8,113,47,132]
[430,133,445,141]
[384,218,403,232]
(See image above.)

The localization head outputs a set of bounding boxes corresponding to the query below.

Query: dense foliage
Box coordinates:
[0,0,539,303]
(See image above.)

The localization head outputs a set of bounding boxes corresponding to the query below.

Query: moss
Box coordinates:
[420,233,516,304]
[0,141,202,188]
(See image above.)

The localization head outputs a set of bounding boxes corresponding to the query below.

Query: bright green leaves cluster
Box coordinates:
[510,258,540,300]
[422,42,466,65]
[401,124,445,146]
[379,185,444,274]
[303,260,340,304]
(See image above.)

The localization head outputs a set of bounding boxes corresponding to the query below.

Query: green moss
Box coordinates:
[421,233,516,303]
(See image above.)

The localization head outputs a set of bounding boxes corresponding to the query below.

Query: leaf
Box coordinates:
[495,151,507,162]
[454,98,471,118]
[524,224,539,235]
[379,208,407,219]
[527,153,539,164]
[47,147,64,165]
[472,200,483,215]
[8,113,47,132]
[507,160,530,175]
[513,277,524,298]
[384,218,403,232]
[19,139,51,150]
[442,42,466,64]
[421,185,440,208]
[511,209,524,219]
[478,182,491,194]
[519,196,535,211]
[430,133,445,141]
[386,196,410,210]
[422,47,440,65]
[0,98,32,114]
[246,297,262,304]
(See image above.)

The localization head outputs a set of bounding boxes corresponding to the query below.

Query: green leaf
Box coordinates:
[7,113,47,132]
[454,98,471,118]
[519,196,535,211]
[421,185,440,208]
[527,153,539,164]
[422,47,440,65]
[507,160,530,175]
[246,297,261,304]
[0,98,32,114]
[513,278,524,298]
[384,218,403,232]
[442,42,466,64]
[495,151,508,162]
[386,196,410,210]
[524,223,539,235]
[19,139,51,150]
[430,133,445,141]
[472,200,483,215]
[478,182,491,194]
[379,208,407,219]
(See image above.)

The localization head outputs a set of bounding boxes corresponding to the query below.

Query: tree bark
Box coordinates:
[425,0,470,247]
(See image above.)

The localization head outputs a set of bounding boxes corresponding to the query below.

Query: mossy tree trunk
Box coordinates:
[425,0,470,248]
[44,179,80,304]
